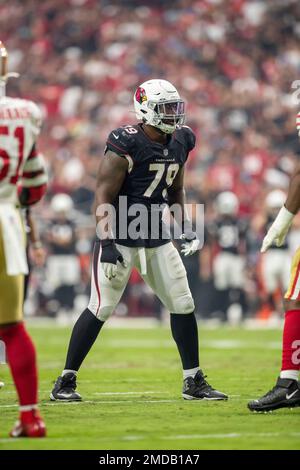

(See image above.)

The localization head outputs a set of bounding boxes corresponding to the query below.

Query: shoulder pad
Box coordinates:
[106,125,137,156]
[1,98,42,135]
[26,101,43,135]
[181,125,196,151]
[16,99,42,136]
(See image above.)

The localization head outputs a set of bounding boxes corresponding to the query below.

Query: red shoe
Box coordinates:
[10,418,47,438]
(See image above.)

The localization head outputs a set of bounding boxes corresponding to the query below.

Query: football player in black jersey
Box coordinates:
[51,79,228,402]
[208,191,247,323]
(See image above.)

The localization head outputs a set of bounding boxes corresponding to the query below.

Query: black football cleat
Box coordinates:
[182,369,228,400]
[50,373,82,401]
[248,377,300,412]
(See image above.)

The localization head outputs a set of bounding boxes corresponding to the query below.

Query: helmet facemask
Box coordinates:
[148,99,185,134]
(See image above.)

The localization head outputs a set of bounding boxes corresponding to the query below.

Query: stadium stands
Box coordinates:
[2,0,299,320]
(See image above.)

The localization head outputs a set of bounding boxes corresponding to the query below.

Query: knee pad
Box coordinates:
[87,298,114,321]
[98,306,114,322]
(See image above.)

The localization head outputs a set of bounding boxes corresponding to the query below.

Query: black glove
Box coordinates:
[100,240,126,279]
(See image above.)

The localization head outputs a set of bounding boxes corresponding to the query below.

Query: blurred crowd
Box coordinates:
[2,0,300,322]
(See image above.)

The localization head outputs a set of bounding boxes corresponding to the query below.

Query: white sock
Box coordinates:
[280,370,299,381]
[183,367,200,380]
[19,404,38,412]
[62,369,77,377]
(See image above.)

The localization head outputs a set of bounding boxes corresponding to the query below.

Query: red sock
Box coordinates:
[0,322,38,422]
[281,310,300,372]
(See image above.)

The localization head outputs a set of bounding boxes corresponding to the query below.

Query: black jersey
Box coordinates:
[48,219,76,255]
[105,123,195,248]
[208,216,247,255]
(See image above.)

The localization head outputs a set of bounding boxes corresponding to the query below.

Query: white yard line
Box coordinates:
[83,339,281,350]
[0,399,179,409]
[163,432,300,440]
[93,391,167,395]
[1,432,300,445]
[0,395,265,408]
[48,399,178,405]
[1,390,168,395]
[38,378,164,384]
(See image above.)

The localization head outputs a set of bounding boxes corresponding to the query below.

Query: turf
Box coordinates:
[0,324,299,450]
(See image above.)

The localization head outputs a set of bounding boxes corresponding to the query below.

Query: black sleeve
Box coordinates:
[105,127,133,157]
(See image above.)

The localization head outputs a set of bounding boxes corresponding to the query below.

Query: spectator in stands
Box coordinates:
[3,0,299,320]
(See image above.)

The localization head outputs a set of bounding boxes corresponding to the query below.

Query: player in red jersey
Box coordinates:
[0,42,47,437]
[248,113,300,412]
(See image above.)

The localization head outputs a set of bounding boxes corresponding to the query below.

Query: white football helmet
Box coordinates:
[216,191,239,216]
[265,190,286,210]
[133,79,185,134]
[51,193,73,214]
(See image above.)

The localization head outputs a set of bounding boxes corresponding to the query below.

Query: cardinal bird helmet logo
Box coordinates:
[135,86,147,104]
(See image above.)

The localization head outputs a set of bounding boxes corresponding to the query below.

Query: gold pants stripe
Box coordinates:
[284,248,300,301]
[0,214,25,325]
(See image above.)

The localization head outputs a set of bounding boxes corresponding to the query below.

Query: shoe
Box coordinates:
[248,377,300,412]
[182,369,228,400]
[0,381,4,389]
[10,417,46,438]
[50,372,82,401]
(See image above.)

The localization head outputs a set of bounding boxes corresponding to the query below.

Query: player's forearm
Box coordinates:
[168,187,192,231]
[260,165,300,252]
[285,165,300,214]
[168,186,185,209]
[94,186,118,240]
[95,185,117,213]
[27,210,42,245]
[94,152,128,240]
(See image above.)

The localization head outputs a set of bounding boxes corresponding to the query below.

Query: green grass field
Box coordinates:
[0,324,299,450]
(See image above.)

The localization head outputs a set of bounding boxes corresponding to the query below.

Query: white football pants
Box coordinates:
[47,255,81,291]
[261,249,291,294]
[213,252,245,290]
[88,241,195,321]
